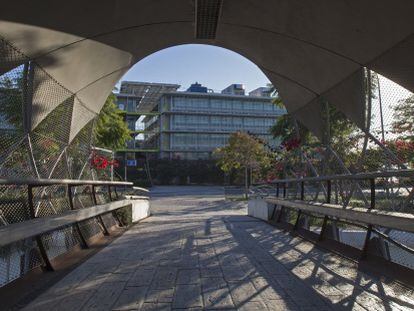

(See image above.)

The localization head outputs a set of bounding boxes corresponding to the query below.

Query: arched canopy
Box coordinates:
[1,0,413,141]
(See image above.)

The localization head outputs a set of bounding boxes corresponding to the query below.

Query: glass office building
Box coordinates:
[115,82,285,161]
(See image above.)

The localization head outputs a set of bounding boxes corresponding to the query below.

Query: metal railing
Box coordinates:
[0,178,145,288]
[250,169,414,270]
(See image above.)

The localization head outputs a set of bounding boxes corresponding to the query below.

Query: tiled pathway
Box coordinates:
[24,187,414,310]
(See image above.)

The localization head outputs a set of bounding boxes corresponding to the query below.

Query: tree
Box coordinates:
[391,94,414,142]
[214,132,271,198]
[94,93,130,150]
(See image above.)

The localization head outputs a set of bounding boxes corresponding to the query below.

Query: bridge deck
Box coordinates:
[23,186,414,311]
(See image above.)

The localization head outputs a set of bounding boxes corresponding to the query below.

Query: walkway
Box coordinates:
[24,186,414,310]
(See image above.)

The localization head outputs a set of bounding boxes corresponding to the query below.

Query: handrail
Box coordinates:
[266,169,414,184]
[265,197,414,233]
[132,186,150,193]
[0,177,139,272]
[0,177,133,187]
[0,200,133,248]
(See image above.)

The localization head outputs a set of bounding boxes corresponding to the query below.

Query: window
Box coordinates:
[211,99,222,110]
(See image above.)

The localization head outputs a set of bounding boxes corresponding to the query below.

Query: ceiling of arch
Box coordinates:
[0,0,413,141]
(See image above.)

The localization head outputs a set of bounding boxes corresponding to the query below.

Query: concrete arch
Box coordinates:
[0,0,413,140]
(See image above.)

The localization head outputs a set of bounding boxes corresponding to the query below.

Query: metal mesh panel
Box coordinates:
[0,35,122,290]
[32,95,74,145]
[29,63,74,131]
[73,185,94,209]
[0,65,25,159]
[78,218,103,240]
[0,185,30,225]
[67,120,94,179]
[49,152,71,179]
[0,239,42,287]
[41,226,82,260]
[0,37,27,75]
[0,136,37,179]
[32,185,71,217]
[30,133,67,179]
[95,185,110,204]
[371,228,414,270]
[101,212,117,229]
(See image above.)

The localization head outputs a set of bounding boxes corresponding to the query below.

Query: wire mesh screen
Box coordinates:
[0,239,42,287]
[41,226,82,260]
[78,218,104,240]
[101,213,117,229]
[0,37,121,289]
[371,227,414,270]
[0,185,30,225]
[72,185,94,209]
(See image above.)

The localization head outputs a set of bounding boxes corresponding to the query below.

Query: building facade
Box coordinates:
[115,81,285,162]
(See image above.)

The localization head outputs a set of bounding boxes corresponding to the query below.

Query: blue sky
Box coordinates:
[117,44,270,93]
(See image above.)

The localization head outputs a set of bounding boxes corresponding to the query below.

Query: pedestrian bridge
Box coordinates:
[1,1,414,310]
[1,185,413,311]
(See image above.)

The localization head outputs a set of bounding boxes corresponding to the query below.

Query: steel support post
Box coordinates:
[91,185,110,236]
[361,178,375,259]
[294,181,305,230]
[108,185,124,227]
[318,180,331,241]
[28,185,54,271]
[67,185,88,248]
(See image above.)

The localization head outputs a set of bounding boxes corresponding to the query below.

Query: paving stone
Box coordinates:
[229,280,262,305]
[141,302,171,310]
[145,288,174,303]
[150,268,178,289]
[112,286,148,310]
[81,281,125,310]
[202,286,234,309]
[21,188,414,311]
[201,267,223,278]
[222,267,248,282]
[238,300,268,311]
[173,284,202,308]
[201,277,228,292]
[177,269,200,285]
[127,268,155,287]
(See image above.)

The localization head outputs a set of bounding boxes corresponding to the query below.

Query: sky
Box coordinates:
[116,43,413,133]
[117,44,270,93]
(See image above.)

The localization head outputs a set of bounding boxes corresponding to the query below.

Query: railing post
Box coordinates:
[28,185,54,271]
[361,178,375,259]
[276,182,287,223]
[108,185,124,227]
[107,185,113,202]
[318,179,331,241]
[270,183,279,221]
[114,186,119,199]
[68,185,88,249]
[91,185,110,236]
[300,181,304,200]
[327,180,331,204]
[294,181,305,230]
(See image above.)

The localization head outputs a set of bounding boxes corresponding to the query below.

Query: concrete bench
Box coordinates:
[251,196,414,233]
[0,198,150,247]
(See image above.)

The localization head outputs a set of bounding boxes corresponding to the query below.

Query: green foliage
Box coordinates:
[214,132,272,180]
[0,75,23,130]
[391,94,414,142]
[94,93,130,150]
[116,205,132,226]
